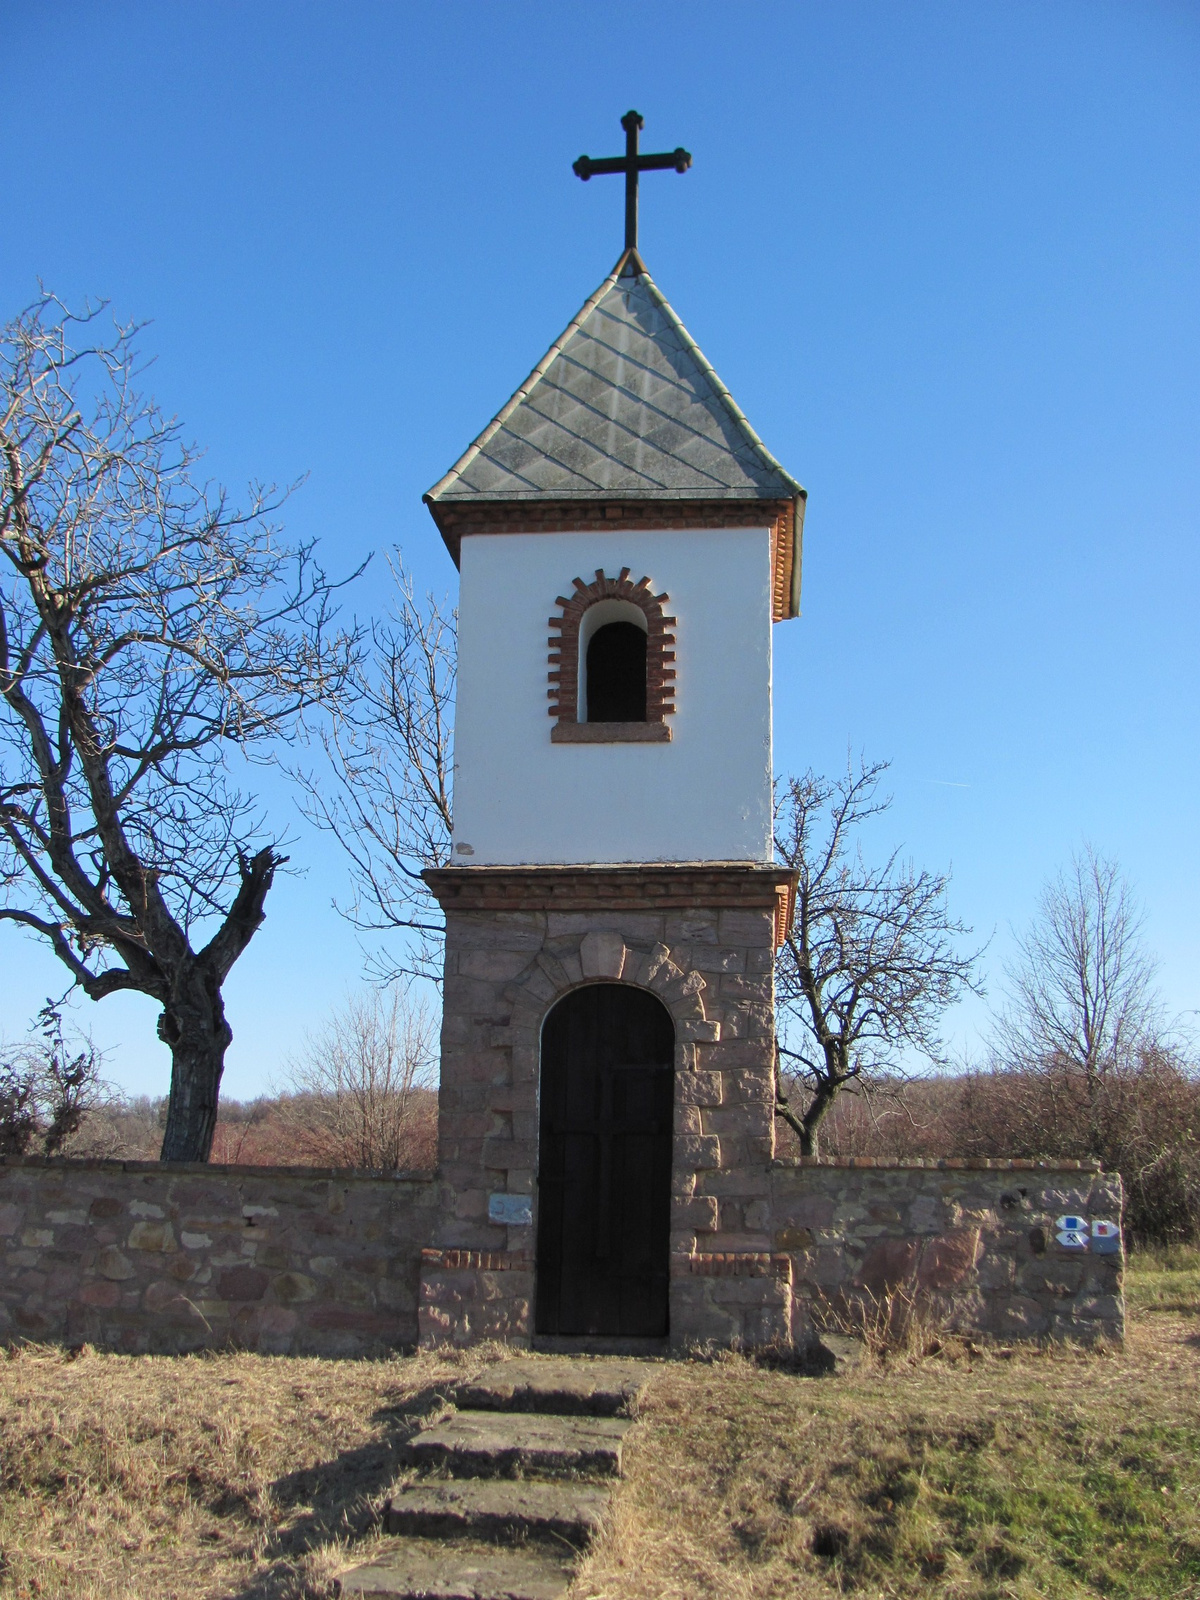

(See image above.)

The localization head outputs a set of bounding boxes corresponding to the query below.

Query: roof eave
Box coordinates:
[424,491,805,621]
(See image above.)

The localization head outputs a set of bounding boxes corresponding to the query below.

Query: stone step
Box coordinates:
[454,1355,658,1418]
[531,1334,669,1359]
[385,1477,610,1547]
[336,1537,574,1600]
[406,1409,631,1479]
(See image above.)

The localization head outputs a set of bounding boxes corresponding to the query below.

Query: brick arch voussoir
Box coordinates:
[547,567,676,725]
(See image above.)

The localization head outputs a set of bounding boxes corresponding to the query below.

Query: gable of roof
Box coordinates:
[424,248,806,616]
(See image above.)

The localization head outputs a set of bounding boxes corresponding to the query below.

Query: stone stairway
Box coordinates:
[336,1357,656,1600]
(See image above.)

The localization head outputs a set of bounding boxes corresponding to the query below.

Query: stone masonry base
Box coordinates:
[418,1160,1125,1352]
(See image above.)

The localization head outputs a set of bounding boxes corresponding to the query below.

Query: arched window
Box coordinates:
[578,597,648,723]
[586,623,647,721]
[548,569,675,744]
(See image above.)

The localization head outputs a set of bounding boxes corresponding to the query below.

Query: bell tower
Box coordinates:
[418,122,806,1349]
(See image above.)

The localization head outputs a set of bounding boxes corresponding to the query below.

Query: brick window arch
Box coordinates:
[548,569,676,744]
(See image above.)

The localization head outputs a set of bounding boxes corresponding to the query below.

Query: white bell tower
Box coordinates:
[420,241,806,1351]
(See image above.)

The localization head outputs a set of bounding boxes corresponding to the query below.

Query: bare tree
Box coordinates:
[276,989,438,1170]
[0,294,358,1161]
[0,1003,105,1156]
[773,759,981,1157]
[296,554,453,984]
[993,846,1161,1159]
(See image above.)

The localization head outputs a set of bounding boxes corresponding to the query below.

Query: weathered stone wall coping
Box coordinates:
[0,1154,435,1182]
[771,1157,1104,1172]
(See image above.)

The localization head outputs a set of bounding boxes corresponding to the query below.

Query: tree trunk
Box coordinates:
[799,1081,838,1160]
[158,967,233,1162]
[773,1050,838,1161]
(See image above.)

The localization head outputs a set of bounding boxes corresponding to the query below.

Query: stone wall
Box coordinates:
[770,1159,1125,1346]
[0,1144,1125,1358]
[0,1156,438,1356]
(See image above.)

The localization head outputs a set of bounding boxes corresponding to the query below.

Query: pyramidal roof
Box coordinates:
[424,248,806,617]
[427,245,803,500]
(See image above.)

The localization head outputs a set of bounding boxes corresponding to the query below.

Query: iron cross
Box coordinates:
[573,111,692,252]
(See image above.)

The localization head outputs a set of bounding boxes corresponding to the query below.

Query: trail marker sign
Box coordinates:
[1056,1215,1089,1249]
[1090,1219,1121,1255]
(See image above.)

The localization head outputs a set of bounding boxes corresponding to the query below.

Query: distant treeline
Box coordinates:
[778,1044,1200,1247]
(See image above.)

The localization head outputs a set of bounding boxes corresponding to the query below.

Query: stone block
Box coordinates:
[143,1280,195,1316]
[674,1105,703,1135]
[771,1192,836,1228]
[704,1106,772,1138]
[673,1196,718,1231]
[698,1166,772,1197]
[705,1274,790,1308]
[578,930,628,980]
[663,912,720,944]
[719,974,772,1000]
[704,1230,774,1253]
[1017,1258,1085,1296]
[674,1135,721,1170]
[1072,1294,1124,1329]
[96,1247,136,1281]
[671,1168,698,1198]
[217,1266,268,1301]
[78,1278,121,1308]
[458,950,536,982]
[774,1226,813,1252]
[272,1272,317,1303]
[855,1237,921,1295]
[717,909,774,945]
[688,948,746,975]
[481,1139,537,1171]
[677,1018,721,1043]
[976,1251,1016,1290]
[916,1230,982,1291]
[993,1294,1050,1337]
[450,916,546,952]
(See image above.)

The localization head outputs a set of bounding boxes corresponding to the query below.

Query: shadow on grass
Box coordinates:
[227,1378,455,1600]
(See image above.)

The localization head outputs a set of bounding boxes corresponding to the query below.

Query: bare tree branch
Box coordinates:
[294,552,453,985]
[0,291,360,1160]
[773,758,983,1157]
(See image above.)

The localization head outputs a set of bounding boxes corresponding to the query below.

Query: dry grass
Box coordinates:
[1,1258,1197,1600]
[0,1344,486,1599]
[576,1254,1200,1599]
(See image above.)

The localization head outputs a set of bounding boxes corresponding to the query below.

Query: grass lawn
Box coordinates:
[0,1250,1197,1600]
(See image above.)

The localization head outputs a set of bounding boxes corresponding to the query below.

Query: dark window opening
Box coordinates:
[586,621,647,722]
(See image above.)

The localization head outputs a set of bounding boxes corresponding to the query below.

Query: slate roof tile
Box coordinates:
[425,249,803,507]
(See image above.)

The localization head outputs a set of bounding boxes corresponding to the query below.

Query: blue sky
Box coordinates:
[2,1,1197,1097]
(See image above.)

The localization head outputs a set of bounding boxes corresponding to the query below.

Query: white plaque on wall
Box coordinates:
[488,1193,533,1226]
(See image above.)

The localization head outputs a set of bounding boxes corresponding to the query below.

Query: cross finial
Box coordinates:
[573,110,692,254]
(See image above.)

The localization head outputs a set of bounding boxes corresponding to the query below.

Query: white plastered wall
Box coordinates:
[451,527,773,866]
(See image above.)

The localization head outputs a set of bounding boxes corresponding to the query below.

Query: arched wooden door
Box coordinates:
[536,984,674,1338]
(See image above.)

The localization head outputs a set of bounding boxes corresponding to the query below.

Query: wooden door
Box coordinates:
[536,983,674,1338]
